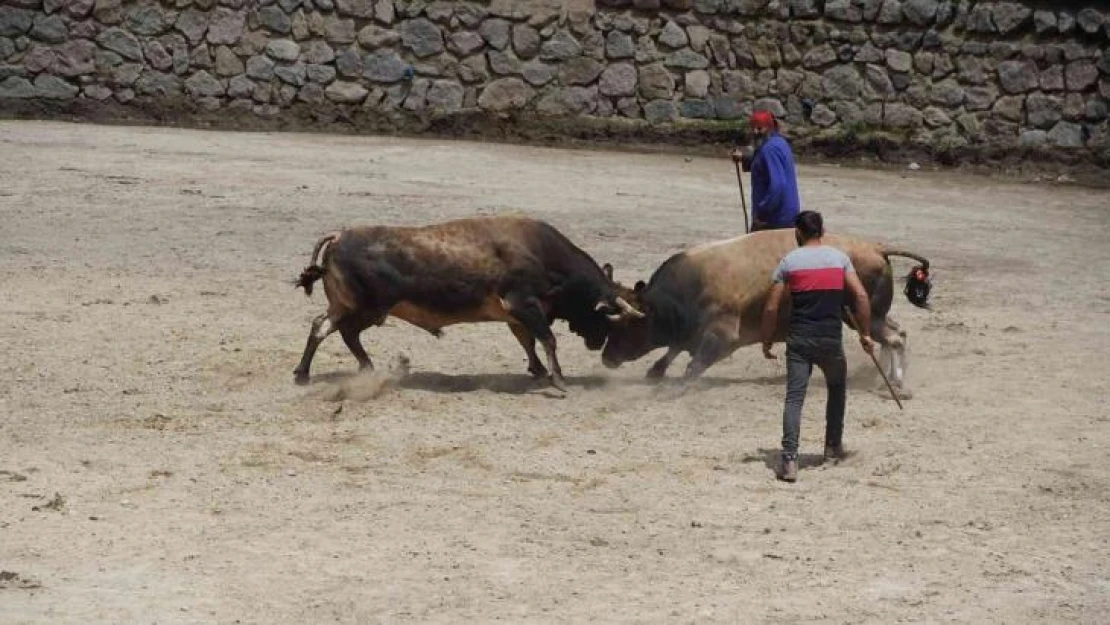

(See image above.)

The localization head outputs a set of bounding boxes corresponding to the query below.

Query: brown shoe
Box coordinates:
[824,444,844,462]
[780,458,798,483]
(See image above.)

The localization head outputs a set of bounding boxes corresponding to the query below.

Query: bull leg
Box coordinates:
[504,294,565,392]
[684,317,741,380]
[509,323,548,379]
[646,346,682,380]
[877,342,895,386]
[293,313,338,385]
[685,333,726,380]
[873,315,911,399]
[889,319,910,394]
[338,321,373,372]
[538,337,565,392]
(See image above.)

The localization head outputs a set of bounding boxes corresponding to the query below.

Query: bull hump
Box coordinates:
[650,232,884,303]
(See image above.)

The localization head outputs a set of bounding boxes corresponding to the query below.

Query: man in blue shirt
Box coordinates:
[731,111,801,231]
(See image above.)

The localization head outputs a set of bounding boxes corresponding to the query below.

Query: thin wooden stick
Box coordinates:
[733,160,750,233]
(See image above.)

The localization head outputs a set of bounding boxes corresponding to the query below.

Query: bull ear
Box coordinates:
[602,263,614,281]
[634,280,646,293]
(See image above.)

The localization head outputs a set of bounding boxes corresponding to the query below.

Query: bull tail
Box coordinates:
[881,248,929,271]
[295,231,342,297]
[881,247,932,310]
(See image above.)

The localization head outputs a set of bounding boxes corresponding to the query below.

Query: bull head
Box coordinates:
[600,281,655,368]
[595,265,644,321]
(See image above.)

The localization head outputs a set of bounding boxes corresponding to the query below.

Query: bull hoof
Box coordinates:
[548,374,568,393]
[654,381,691,400]
[878,383,912,401]
[294,371,310,386]
[528,365,549,379]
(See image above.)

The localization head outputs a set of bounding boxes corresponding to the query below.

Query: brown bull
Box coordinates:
[292,216,640,390]
[601,229,930,394]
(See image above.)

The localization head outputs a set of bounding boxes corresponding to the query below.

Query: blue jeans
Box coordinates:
[781,337,847,460]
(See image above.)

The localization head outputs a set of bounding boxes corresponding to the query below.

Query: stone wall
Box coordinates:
[1,0,1108,160]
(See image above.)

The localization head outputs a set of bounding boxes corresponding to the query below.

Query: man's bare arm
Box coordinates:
[761,282,787,359]
[844,271,875,354]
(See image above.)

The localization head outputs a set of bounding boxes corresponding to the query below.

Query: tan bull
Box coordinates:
[601,229,931,395]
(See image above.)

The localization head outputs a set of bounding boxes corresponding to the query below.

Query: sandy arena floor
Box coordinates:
[1,121,1108,624]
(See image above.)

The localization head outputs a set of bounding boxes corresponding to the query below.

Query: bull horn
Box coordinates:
[616,297,645,319]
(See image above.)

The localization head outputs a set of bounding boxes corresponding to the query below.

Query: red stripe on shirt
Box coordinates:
[787,267,845,292]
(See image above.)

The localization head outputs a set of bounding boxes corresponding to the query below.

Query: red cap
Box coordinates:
[750,110,776,131]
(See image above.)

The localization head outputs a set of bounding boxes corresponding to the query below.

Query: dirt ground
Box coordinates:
[1,121,1108,624]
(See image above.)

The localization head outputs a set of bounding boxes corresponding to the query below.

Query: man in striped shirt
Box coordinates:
[761,211,876,483]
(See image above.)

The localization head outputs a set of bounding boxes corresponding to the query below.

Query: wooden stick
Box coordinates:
[733,160,750,234]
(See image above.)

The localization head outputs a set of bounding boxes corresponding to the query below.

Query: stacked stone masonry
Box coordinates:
[0,0,1107,153]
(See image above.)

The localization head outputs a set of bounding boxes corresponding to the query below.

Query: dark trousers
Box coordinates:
[751,221,793,232]
[781,337,847,460]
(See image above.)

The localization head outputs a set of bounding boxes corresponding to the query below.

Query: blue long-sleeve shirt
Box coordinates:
[749,133,801,228]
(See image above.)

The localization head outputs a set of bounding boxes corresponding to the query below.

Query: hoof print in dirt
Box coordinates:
[31,492,65,513]
[0,571,42,590]
[1,469,28,482]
